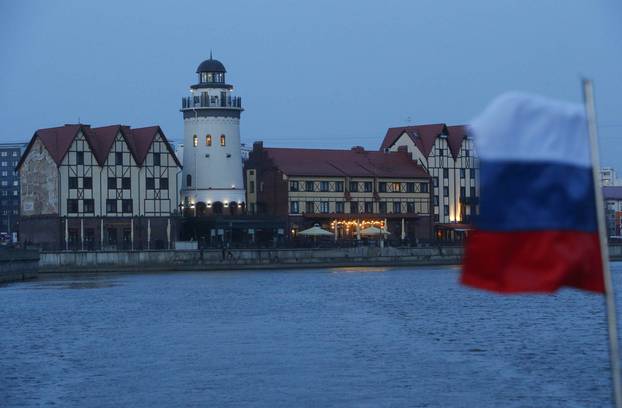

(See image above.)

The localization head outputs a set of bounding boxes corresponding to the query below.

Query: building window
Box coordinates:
[465,149,470,157]
[390,182,401,192]
[83,177,92,189]
[470,186,476,197]
[106,199,117,213]
[320,181,329,192]
[160,178,168,190]
[433,178,439,187]
[349,181,358,192]
[83,199,94,213]
[76,152,84,165]
[146,177,155,189]
[206,135,212,146]
[420,182,429,193]
[335,181,344,192]
[67,199,78,213]
[153,153,161,166]
[249,180,255,193]
[406,182,415,193]
[193,135,198,147]
[12,181,17,186]
[393,201,402,213]
[115,152,123,166]
[1,171,6,176]
[290,201,299,214]
[350,201,359,214]
[122,177,131,190]
[220,135,226,146]
[335,201,344,214]
[305,181,314,192]
[1,181,6,187]
[320,201,329,213]
[443,168,449,179]
[460,169,466,179]
[379,202,387,214]
[444,205,449,216]
[122,199,133,213]
[460,186,466,199]
[305,201,314,214]
[186,174,192,187]
[433,195,439,205]
[1,152,6,157]
[443,186,449,196]
[364,201,373,214]
[407,202,415,213]
[69,177,78,189]
[470,168,476,178]
[364,182,373,192]
[289,181,299,192]
[435,214,439,222]
[438,148,444,157]
[108,177,117,190]
[378,182,387,192]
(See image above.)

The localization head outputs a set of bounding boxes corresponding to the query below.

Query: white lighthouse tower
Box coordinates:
[180,55,245,214]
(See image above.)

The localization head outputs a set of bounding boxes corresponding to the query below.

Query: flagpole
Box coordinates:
[583,78,622,408]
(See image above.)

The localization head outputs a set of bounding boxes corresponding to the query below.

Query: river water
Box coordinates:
[1,264,620,407]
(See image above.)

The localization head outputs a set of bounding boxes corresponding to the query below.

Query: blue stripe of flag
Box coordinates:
[476,160,597,232]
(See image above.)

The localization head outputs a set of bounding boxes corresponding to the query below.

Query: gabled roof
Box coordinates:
[130,126,181,168]
[17,123,181,170]
[258,146,429,179]
[446,125,468,158]
[380,123,468,159]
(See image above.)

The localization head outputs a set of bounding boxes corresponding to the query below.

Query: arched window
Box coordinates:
[186,174,192,187]
[206,134,212,146]
[220,134,226,146]
[192,135,198,147]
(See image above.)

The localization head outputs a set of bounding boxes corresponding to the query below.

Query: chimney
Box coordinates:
[351,146,365,153]
[253,141,264,151]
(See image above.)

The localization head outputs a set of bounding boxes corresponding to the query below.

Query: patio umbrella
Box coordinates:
[360,226,390,236]
[299,224,334,236]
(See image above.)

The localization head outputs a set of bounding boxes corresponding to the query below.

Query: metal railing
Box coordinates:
[181,95,242,109]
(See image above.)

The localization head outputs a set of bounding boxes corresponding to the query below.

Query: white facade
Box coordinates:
[601,167,619,186]
[383,125,478,225]
[180,57,246,209]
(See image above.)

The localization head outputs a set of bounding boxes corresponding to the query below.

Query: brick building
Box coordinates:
[18,124,181,250]
[245,142,433,241]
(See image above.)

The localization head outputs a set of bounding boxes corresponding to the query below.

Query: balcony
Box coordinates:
[181,95,242,110]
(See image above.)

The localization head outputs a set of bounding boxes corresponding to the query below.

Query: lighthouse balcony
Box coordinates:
[181,95,242,110]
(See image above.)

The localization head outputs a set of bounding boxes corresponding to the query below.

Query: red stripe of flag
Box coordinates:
[462,230,604,293]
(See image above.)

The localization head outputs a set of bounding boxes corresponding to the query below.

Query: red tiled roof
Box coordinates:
[446,125,468,159]
[17,123,181,170]
[262,147,429,178]
[380,123,468,159]
[33,124,83,165]
[603,186,622,200]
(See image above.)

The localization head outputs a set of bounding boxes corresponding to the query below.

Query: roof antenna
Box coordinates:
[210,49,213,60]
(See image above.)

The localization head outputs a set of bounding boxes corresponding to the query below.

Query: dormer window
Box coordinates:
[220,135,226,146]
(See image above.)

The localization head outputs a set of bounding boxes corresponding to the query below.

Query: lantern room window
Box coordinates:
[193,135,198,147]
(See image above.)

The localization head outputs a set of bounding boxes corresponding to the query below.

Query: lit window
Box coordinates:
[220,135,226,146]
[193,135,198,147]
[206,135,212,146]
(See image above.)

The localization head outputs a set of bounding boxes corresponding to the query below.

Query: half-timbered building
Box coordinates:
[244,142,433,241]
[18,124,181,250]
[380,124,478,240]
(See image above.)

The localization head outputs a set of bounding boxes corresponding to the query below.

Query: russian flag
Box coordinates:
[461,93,605,293]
